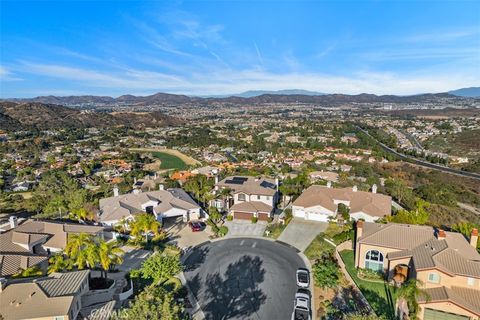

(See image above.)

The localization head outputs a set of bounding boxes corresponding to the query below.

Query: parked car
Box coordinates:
[291,290,311,320]
[296,268,310,288]
[189,221,206,232]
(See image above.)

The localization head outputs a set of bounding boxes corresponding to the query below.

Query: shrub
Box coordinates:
[251,217,258,224]
[211,224,219,234]
[226,215,233,221]
[313,253,340,289]
[218,226,228,236]
[267,217,273,223]
[358,268,384,281]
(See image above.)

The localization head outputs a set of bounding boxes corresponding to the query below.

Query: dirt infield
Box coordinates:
[129,148,200,165]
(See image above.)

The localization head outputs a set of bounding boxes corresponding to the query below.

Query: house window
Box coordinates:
[427,272,440,284]
[467,277,475,286]
[365,250,384,272]
[257,195,261,200]
[238,194,246,201]
[54,317,65,320]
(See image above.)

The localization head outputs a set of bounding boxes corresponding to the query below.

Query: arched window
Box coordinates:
[365,250,384,272]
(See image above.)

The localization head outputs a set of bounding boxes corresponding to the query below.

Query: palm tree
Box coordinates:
[65,233,97,269]
[396,279,431,319]
[129,213,162,243]
[98,240,124,279]
[48,253,69,274]
[219,187,232,210]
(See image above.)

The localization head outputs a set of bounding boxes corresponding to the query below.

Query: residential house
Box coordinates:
[355,221,480,320]
[212,176,278,221]
[292,185,391,222]
[98,187,201,226]
[0,270,90,320]
[0,218,103,277]
[309,171,339,183]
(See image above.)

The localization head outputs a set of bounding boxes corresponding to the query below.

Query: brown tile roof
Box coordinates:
[293,185,391,217]
[0,254,48,277]
[99,189,200,223]
[216,176,277,196]
[0,270,89,319]
[230,201,273,213]
[420,286,480,316]
[361,222,480,278]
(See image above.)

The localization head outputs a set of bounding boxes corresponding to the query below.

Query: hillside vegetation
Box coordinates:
[0,102,180,131]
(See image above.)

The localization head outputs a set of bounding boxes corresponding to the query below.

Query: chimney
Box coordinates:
[0,278,7,292]
[437,229,446,240]
[352,185,358,192]
[9,216,18,229]
[154,173,158,180]
[356,220,364,240]
[275,177,279,190]
[215,175,219,184]
[134,177,137,184]
[327,181,332,188]
[113,186,119,197]
[159,184,164,191]
[372,184,377,194]
[470,228,478,248]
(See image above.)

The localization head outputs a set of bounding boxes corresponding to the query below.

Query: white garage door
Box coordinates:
[294,209,305,218]
[306,212,330,222]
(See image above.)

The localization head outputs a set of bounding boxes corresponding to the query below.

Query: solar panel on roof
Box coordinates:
[225,179,244,185]
[232,177,248,182]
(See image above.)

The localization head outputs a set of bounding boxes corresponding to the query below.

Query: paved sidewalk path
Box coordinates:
[278,218,327,251]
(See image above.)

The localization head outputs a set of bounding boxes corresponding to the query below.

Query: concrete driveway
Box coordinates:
[164,218,213,249]
[118,246,152,271]
[278,218,328,252]
[224,220,267,237]
[183,238,306,320]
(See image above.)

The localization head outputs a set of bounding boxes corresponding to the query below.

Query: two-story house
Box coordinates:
[212,176,278,221]
[355,221,480,320]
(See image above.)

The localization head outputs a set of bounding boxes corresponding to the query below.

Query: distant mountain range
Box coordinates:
[0,101,180,131]
[448,87,480,98]
[4,90,476,107]
[205,89,326,98]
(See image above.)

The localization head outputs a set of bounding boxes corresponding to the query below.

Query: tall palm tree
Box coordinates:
[396,279,430,319]
[65,233,97,269]
[98,240,124,279]
[129,213,162,243]
[219,187,232,210]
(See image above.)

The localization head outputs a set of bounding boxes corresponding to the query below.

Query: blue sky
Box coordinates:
[1,0,479,98]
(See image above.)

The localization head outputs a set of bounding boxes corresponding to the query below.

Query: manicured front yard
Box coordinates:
[339,250,396,319]
[152,152,187,170]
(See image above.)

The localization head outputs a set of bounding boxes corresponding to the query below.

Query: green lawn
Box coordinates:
[264,223,286,239]
[339,250,396,319]
[304,234,335,260]
[152,152,187,170]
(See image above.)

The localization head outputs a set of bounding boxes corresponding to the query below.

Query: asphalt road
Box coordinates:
[183,238,307,320]
[357,126,480,181]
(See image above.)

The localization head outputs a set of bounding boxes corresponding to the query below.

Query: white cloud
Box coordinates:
[15,60,480,96]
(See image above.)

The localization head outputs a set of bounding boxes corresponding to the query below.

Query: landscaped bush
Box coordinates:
[218,226,228,236]
[332,229,355,244]
[304,233,335,260]
[357,268,384,281]
[251,216,258,223]
[267,217,273,223]
[226,215,233,221]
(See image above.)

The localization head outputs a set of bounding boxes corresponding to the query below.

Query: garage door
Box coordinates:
[294,209,305,218]
[306,212,330,222]
[234,212,253,220]
[424,309,469,320]
[258,213,269,221]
